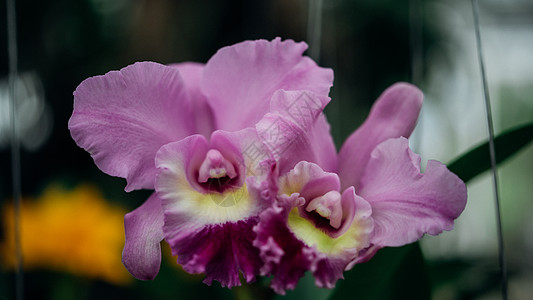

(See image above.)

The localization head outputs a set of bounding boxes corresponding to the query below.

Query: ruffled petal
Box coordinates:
[172,62,215,137]
[122,193,164,280]
[257,90,336,174]
[255,162,373,294]
[202,38,333,131]
[254,192,373,294]
[155,129,273,287]
[253,200,309,294]
[358,137,467,247]
[170,218,262,288]
[311,191,373,287]
[338,83,423,190]
[312,255,350,289]
[69,62,196,191]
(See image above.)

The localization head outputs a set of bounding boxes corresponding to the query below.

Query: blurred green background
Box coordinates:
[1,0,532,299]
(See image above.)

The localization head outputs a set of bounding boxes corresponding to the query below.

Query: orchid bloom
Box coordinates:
[68,38,334,287]
[254,83,468,293]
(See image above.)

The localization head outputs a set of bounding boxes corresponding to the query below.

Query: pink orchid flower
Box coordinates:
[68,38,335,287]
[254,83,468,293]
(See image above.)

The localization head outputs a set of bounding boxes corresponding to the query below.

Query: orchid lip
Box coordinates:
[298,194,344,236]
[305,190,343,229]
[196,149,241,194]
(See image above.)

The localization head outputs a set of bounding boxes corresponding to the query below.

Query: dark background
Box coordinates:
[2,0,532,299]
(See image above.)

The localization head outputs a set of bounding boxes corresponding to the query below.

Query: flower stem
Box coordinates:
[471,1,507,299]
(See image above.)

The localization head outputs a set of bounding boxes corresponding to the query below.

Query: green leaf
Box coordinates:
[448,122,533,183]
[329,242,430,300]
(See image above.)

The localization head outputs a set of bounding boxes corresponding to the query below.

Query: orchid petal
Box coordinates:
[359,137,467,247]
[172,62,215,137]
[269,89,337,172]
[170,219,262,288]
[257,90,336,174]
[155,129,273,287]
[346,244,382,269]
[122,193,164,280]
[256,162,373,293]
[253,201,311,294]
[312,255,350,289]
[308,114,338,173]
[155,130,270,225]
[254,190,373,294]
[338,83,423,190]
[69,62,196,191]
[280,161,339,197]
[202,38,333,131]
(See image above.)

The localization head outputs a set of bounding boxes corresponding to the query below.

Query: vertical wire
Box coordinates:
[6,0,24,298]
[470,0,507,299]
[306,0,323,62]
[409,0,424,154]
[307,0,342,147]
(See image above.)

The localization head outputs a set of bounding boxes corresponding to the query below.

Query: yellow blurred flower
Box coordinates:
[1,184,132,285]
